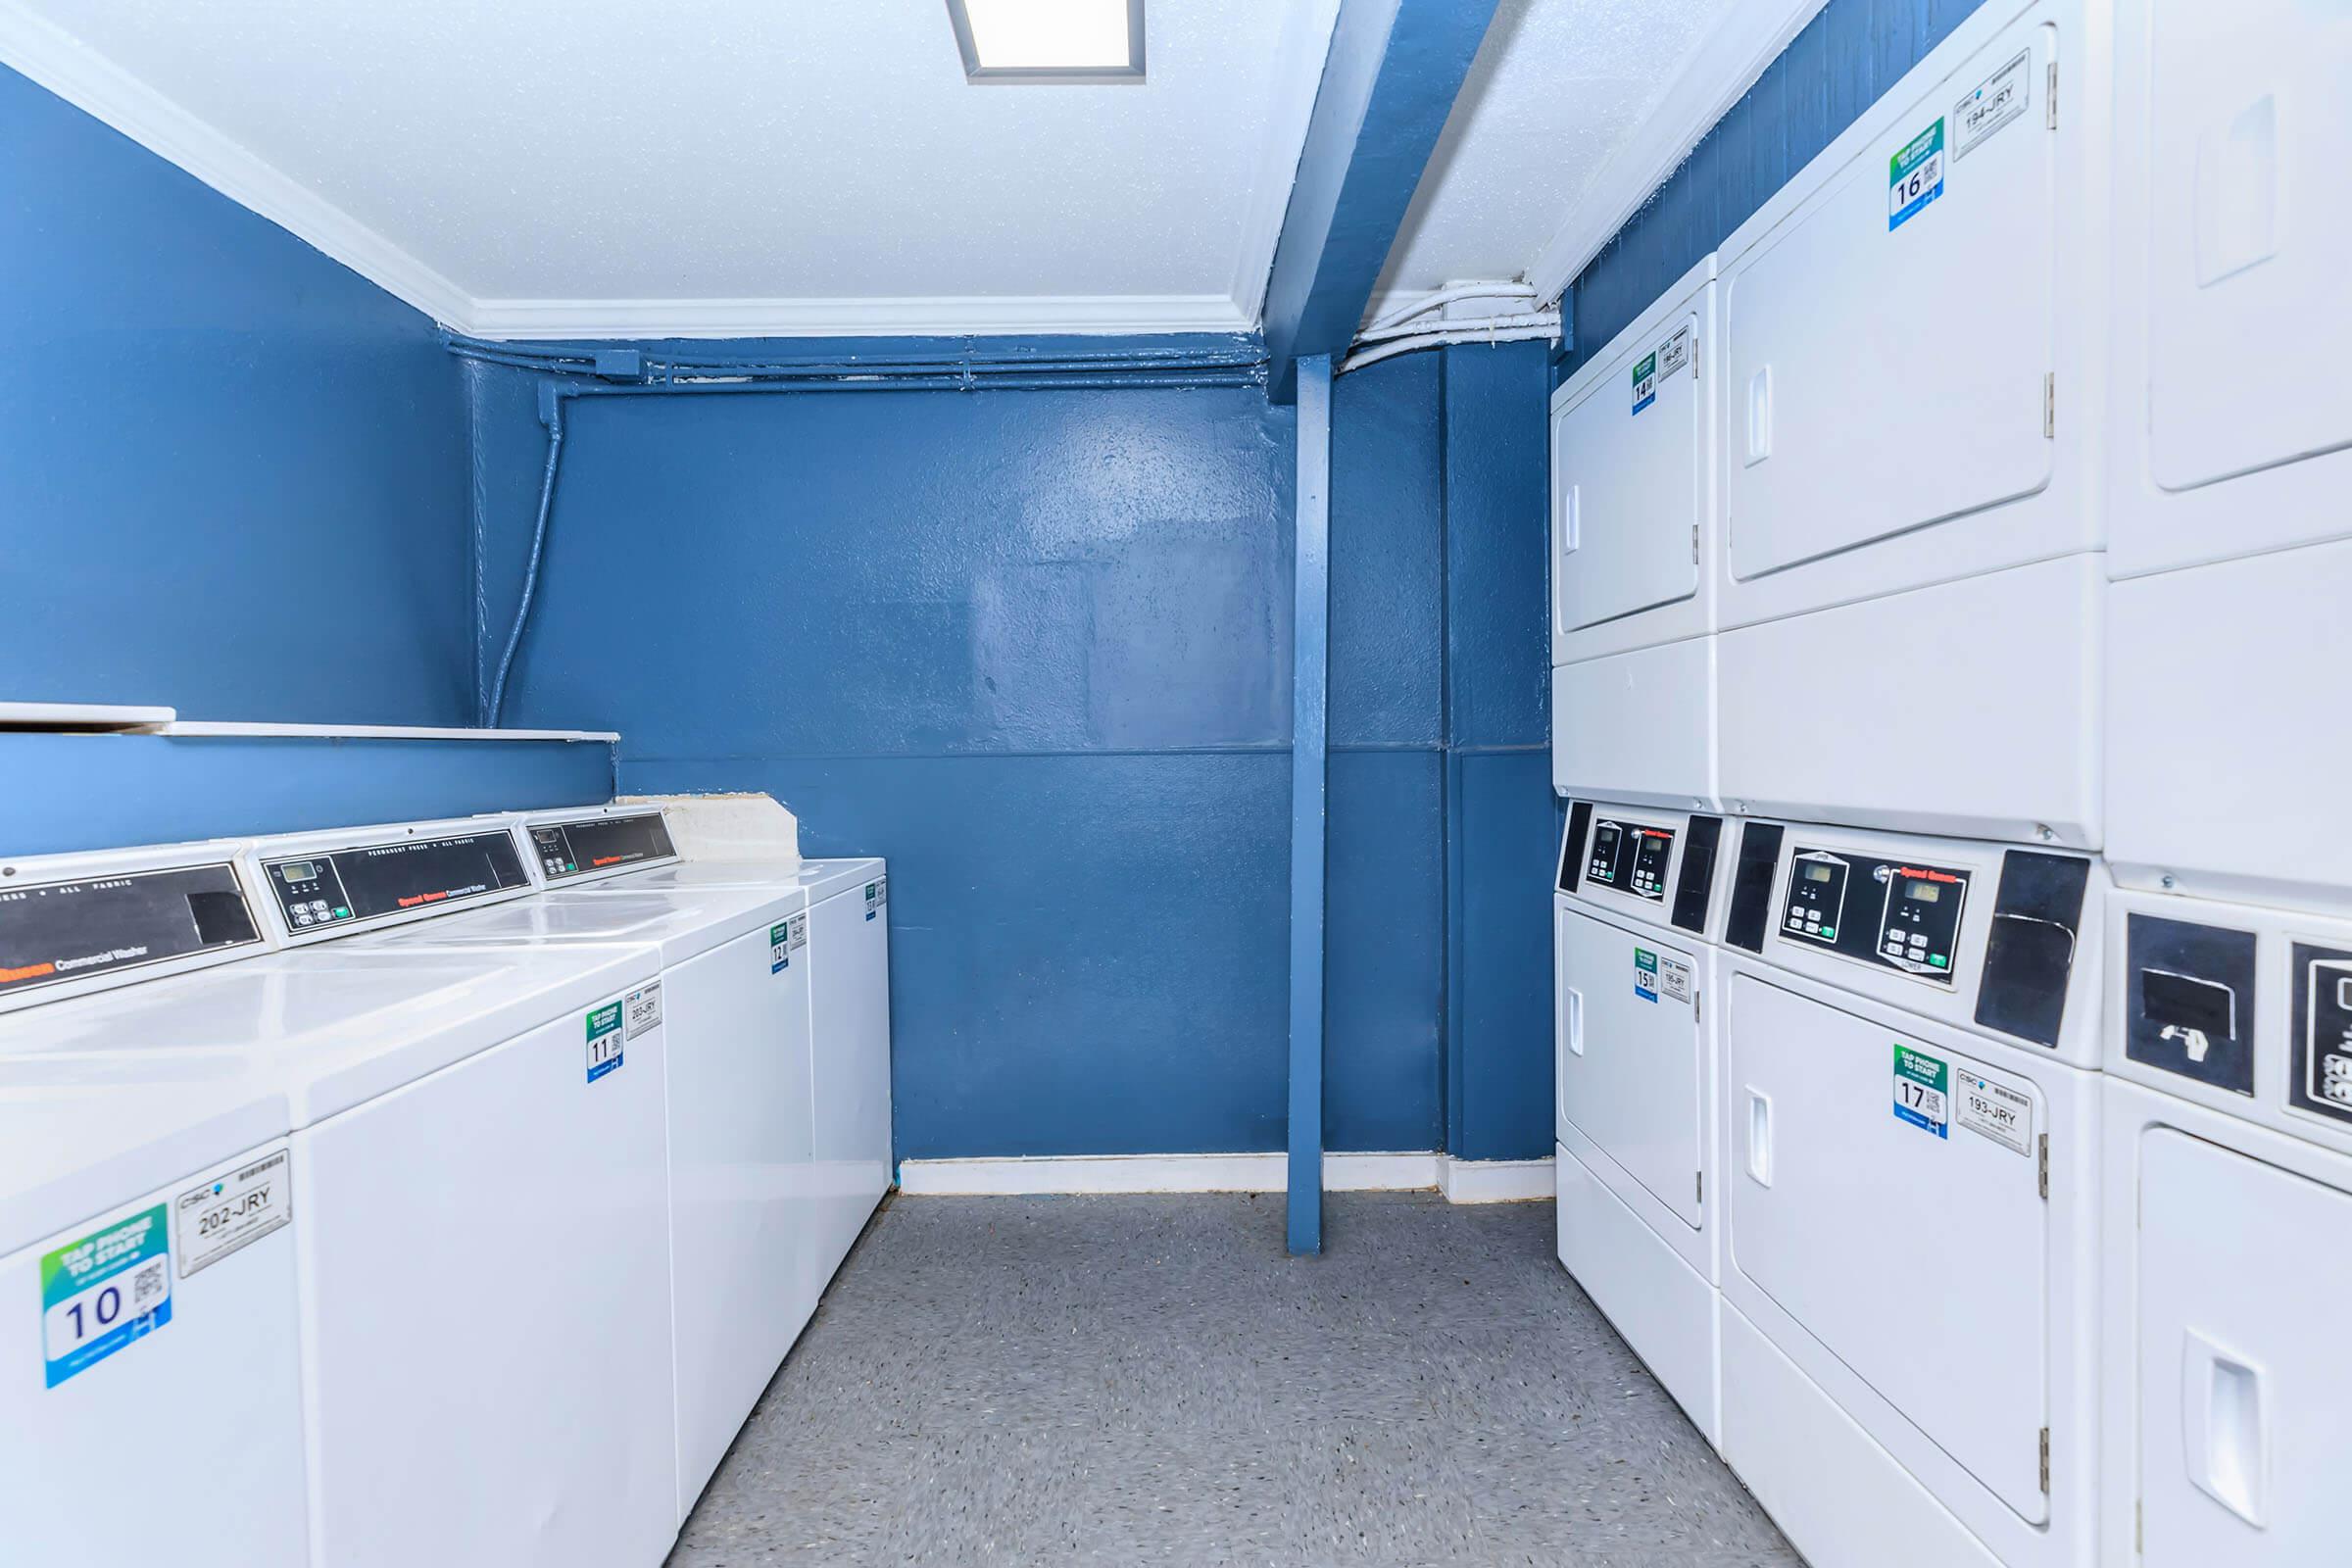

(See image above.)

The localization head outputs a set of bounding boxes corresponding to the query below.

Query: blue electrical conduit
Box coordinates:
[461,337,1271,727]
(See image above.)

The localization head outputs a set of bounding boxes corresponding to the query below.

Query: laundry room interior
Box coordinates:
[1,0,2342,1564]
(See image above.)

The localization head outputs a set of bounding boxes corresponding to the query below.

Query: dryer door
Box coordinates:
[1556,908,1702,1229]
[2137,1128,2352,1566]
[1728,973,2050,1521]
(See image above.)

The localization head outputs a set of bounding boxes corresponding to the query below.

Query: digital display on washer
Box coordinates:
[1783,849,1970,986]
[263,832,529,933]
[529,812,676,883]
[0,862,261,999]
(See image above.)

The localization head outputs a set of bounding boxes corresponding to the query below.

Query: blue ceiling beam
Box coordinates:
[1261,0,1503,404]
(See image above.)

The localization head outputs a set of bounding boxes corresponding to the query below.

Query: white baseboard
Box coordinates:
[896,1151,1552,1203]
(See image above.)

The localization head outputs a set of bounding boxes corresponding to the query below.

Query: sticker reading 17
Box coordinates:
[1892,1044,1950,1138]
[586,1001,624,1084]
[1888,118,1945,231]
[42,1205,172,1388]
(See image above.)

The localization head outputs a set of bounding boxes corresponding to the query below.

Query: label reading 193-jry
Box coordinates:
[586,1002,624,1084]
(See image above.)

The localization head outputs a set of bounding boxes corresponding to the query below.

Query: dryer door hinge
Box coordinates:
[1691,523,1700,564]
[2047,62,2059,129]
[2134,1499,2143,1554]
[2039,1427,2051,1494]
[2038,1134,2050,1199]
[1693,989,1702,1025]
[1695,1170,1703,1205]
[2043,373,2055,438]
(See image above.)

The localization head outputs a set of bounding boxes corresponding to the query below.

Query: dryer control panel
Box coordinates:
[261,831,530,936]
[2292,944,2352,1124]
[1783,847,1970,986]
[1585,818,1675,902]
[528,811,677,884]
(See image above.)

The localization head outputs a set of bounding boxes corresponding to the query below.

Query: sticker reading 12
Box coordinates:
[1888,118,1945,230]
[1892,1044,1950,1138]
[585,1001,624,1084]
[42,1205,172,1388]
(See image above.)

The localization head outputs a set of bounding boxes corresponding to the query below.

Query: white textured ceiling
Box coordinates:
[3,0,1331,332]
[1371,0,1741,313]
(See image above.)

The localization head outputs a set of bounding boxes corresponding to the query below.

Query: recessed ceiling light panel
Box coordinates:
[948,0,1146,82]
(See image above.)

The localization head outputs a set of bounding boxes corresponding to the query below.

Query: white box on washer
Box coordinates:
[1549,257,1721,809]
[1714,0,2112,845]
[1552,801,1735,1441]
[2102,0,2352,907]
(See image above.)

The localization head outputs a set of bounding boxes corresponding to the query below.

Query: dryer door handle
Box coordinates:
[1562,986,1585,1056]
[1743,1088,1773,1187]
[2181,1329,2267,1527]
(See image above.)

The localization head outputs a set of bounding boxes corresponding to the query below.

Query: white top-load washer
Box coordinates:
[1714,0,2112,847]
[1711,817,2103,1568]
[2102,0,2352,909]
[1551,801,1734,1441]
[514,805,894,1283]
[3,816,684,1568]
[2099,887,2352,1567]
[0,837,309,1568]
[344,870,823,1521]
[1549,254,1722,811]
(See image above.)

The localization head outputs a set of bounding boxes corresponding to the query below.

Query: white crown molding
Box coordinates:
[0,1,473,326]
[1227,0,1343,323]
[159,720,618,742]
[1525,0,1833,306]
[896,1150,1553,1202]
[464,292,1254,342]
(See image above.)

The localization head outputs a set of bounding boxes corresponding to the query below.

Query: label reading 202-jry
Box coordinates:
[41,1206,172,1388]
[175,1149,291,1277]
[586,1002,624,1084]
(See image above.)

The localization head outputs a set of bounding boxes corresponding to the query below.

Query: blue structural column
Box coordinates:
[1289,354,1334,1256]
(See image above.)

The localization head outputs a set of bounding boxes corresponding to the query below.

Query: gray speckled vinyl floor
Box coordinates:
[668,1192,1803,1567]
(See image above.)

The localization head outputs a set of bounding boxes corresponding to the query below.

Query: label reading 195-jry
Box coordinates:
[1892,1045,1950,1138]
[175,1150,290,1277]
[1888,118,1946,230]
[586,1002,624,1084]
[41,1206,172,1388]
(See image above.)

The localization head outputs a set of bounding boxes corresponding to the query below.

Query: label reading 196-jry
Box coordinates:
[586,1002,624,1084]
[175,1150,291,1277]
[1888,118,1946,230]
[41,1206,172,1388]
[1892,1044,1950,1138]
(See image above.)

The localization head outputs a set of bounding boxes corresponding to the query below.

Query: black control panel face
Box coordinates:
[1782,848,1970,986]
[2290,943,2352,1124]
[0,862,261,1000]
[1586,817,1673,902]
[262,832,530,934]
[2125,915,2256,1094]
[529,812,677,883]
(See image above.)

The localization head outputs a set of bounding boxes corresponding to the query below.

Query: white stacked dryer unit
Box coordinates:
[1714,0,2112,847]
[346,815,823,1522]
[515,805,893,1287]
[0,839,308,1567]
[1552,800,1735,1440]
[2099,889,2352,1566]
[2102,0,2352,910]
[1549,252,1721,810]
[1714,818,2103,1568]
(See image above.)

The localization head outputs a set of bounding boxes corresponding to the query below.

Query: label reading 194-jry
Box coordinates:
[586,1002,624,1084]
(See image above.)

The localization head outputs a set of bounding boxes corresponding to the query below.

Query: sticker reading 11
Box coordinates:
[1888,118,1945,230]
[586,1002,624,1084]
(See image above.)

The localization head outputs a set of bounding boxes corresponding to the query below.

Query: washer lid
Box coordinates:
[0,946,654,1127]
[347,887,801,967]
[0,1079,289,1257]
[591,859,808,897]
[798,858,885,906]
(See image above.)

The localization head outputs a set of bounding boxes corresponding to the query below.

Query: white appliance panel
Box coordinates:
[1556,907,1703,1229]
[807,878,894,1285]
[1551,636,1718,809]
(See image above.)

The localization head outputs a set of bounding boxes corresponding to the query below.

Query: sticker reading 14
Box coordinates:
[1631,350,1659,416]
[586,1001,624,1084]
[1888,118,1945,230]
[1892,1044,1950,1138]
[42,1205,172,1388]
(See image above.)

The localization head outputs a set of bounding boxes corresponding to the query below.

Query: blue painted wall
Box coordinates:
[1,66,605,857]
[1564,0,1989,370]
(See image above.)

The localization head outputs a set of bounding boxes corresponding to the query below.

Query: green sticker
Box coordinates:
[42,1205,173,1388]
[1887,118,1946,230]
[1892,1044,1950,1139]
[1631,351,1659,414]
[586,1003,624,1083]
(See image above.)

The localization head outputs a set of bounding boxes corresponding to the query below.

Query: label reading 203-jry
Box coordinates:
[625,982,662,1041]
[586,1002,624,1084]
[41,1206,172,1388]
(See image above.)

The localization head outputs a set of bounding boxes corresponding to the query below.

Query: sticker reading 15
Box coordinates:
[1892,1044,1950,1138]
[586,1002,624,1084]
[42,1205,172,1388]
[1888,118,1945,230]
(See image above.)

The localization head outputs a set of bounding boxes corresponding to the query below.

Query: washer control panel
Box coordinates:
[2291,943,2352,1124]
[261,831,530,936]
[0,861,261,1002]
[1587,818,1674,903]
[1782,848,1970,987]
[529,811,677,884]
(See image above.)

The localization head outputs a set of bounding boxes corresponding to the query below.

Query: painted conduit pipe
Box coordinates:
[1364,283,1539,335]
[1352,310,1559,347]
[470,353,1269,726]
[1338,322,1558,376]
